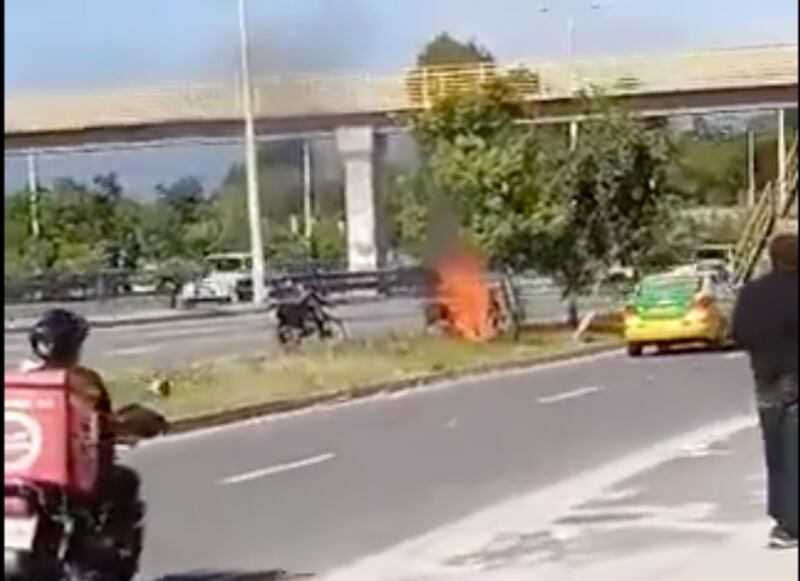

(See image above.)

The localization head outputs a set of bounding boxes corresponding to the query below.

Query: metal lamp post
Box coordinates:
[537,3,609,93]
[237,0,267,305]
[538,3,609,150]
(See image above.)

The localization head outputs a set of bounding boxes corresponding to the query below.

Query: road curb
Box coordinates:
[168,340,622,434]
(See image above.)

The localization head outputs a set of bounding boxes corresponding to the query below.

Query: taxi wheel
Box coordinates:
[627,343,644,357]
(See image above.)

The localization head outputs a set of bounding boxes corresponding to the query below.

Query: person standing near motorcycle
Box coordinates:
[733,233,798,548]
[21,309,142,528]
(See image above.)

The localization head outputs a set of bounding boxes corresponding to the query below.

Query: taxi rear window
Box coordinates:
[638,277,700,300]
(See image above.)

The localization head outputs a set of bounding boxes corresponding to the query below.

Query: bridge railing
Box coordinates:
[5,44,797,134]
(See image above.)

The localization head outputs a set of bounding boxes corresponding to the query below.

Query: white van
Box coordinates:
[178,252,252,307]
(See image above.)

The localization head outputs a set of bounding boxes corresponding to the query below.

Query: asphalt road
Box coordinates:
[3,298,424,372]
[125,347,757,579]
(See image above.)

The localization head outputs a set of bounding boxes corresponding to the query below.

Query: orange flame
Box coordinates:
[434,249,495,342]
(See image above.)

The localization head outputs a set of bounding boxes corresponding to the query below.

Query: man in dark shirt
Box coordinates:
[733,233,798,548]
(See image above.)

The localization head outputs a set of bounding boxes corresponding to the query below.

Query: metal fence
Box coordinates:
[4,270,159,304]
[5,267,629,331]
[497,274,629,326]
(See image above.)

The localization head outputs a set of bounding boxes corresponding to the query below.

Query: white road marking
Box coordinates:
[130,320,270,340]
[723,352,745,360]
[89,312,269,336]
[219,452,336,485]
[538,385,603,404]
[134,327,253,341]
[153,349,624,446]
[106,345,159,357]
[151,351,622,445]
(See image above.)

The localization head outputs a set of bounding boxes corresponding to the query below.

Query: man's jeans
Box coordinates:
[758,401,798,537]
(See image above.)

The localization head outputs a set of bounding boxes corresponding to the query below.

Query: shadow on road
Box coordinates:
[155,570,314,581]
[443,426,764,572]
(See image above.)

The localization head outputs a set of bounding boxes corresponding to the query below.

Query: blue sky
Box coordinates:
[6,0,798,91]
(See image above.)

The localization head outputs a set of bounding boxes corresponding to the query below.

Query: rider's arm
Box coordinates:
[70,367,119,434]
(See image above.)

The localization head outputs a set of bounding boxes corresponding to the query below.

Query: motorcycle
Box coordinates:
[4,370,168,581]
[273,285,346,347]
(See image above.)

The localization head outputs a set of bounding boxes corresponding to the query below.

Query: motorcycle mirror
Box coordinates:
[116,403,169,439]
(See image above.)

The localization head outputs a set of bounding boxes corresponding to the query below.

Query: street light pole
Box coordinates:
[538,3,608,94]
[238,0,267,306]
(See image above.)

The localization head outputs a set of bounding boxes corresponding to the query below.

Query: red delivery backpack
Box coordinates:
[4,370,101,497]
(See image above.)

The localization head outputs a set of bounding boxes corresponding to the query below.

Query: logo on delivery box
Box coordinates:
[5,410,43,472]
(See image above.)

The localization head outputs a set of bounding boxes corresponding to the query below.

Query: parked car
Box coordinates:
[623,272,735,356]
[178,253,253,307]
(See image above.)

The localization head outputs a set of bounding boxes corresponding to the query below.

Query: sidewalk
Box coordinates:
[324,421,797,581]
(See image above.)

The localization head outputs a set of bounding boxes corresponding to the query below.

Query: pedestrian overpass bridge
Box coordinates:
[6,43,797,274]
[5,43,797,151]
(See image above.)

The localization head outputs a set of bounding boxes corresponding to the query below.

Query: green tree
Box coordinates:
[156,176,206,223]
[308,216,346,262]
[406,81,686,323]
[409,78,553,268]
[407,33,499,108]
[416,32,494,67]
[212,142,308,251]
[670,135,747,206]
[534,98,689,300]
[148,176,220,261]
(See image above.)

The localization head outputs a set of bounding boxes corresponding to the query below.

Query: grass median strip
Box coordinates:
[110,329,622,424]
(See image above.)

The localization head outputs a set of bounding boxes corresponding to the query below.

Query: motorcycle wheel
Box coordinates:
[277,325,303,347]
[111,523,142,581]
[319,316,347,341]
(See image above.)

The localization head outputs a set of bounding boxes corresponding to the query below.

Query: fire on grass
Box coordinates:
[425,246,510,342]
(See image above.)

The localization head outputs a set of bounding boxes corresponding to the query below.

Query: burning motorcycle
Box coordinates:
[4,370,168,581]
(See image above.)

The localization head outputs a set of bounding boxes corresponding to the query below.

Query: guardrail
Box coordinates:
[5,266,631,338]
[501,274,630,325]
[4,265,430,307]
[6,266,630,318]
[236,267,434,300]
[4,270,163,304]
[6,44,796,134]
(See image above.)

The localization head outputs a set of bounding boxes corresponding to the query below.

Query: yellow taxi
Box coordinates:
[623,271,734,357]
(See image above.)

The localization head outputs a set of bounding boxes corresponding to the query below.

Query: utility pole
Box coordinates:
[777,108,786,212]
[26,152,41,239]
[746,129,756,207]
[302,140,314,240]
[238,0,267,305]
[569,120,579,151]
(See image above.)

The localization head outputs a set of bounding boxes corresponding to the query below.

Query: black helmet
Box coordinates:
[29,309,89,364]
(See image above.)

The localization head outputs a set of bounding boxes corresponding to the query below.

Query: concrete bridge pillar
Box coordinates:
[336,126,381,272]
